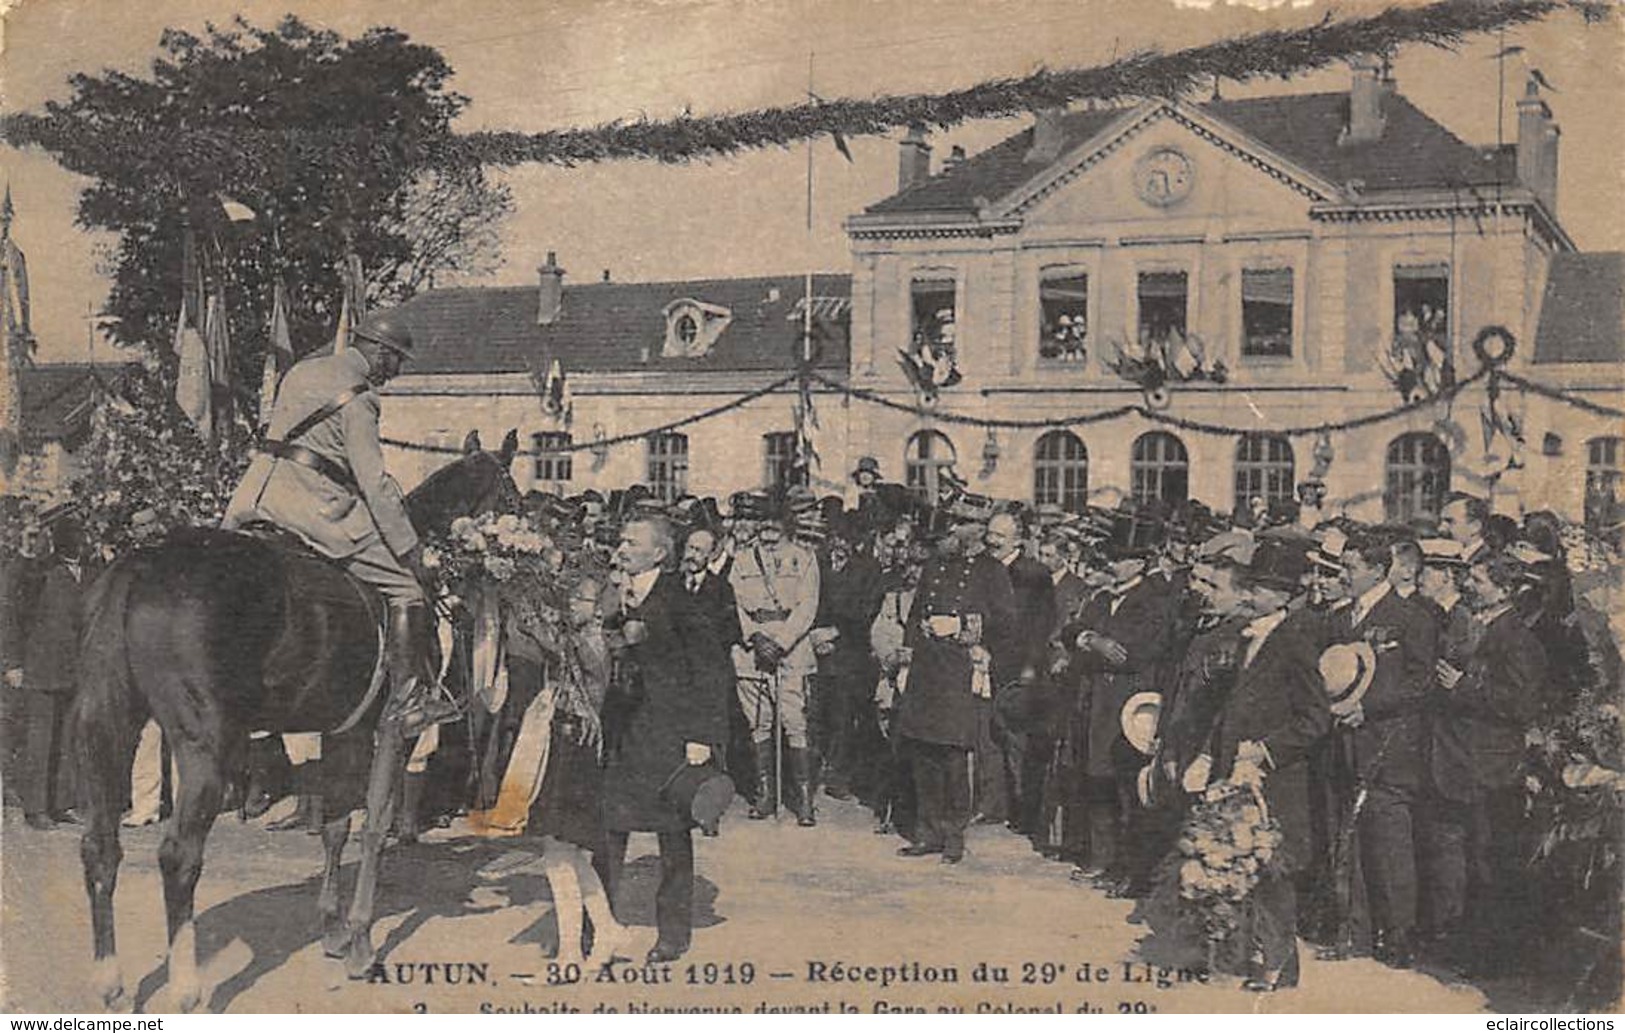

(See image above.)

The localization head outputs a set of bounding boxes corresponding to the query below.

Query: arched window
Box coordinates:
[1586,436,1623,531]
[647,431,689,502]
[904,430,957,502]
[763,431,805,489]
[1131,432,1189,505]
[1234,434,1295,517]
[1033,431,1089,513]
[1385,432,1450,523]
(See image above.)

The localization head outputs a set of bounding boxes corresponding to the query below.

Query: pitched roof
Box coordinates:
[866,90,1517,216]
[393,273,851,376]
[1533,252,1624,365]
[17,362,134,447]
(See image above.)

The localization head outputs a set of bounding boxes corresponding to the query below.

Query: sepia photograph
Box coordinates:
[0,0,1621,1017]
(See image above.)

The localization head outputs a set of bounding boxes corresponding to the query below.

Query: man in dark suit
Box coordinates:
[1209,539,1331,991]
[1039,534,1090,633]
[1337,534,1438,969]
[601,515,732,963]
[1434,551,1547,973]
[1414,539,1476,951]
[896,514,1016,865]
[679,525,746,800]
[19,511,92,830]
[811,522,884,802]
[985,512,1056,832]
[1061,553,1176,893]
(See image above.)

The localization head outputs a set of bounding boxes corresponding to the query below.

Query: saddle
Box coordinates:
[232,523,389,735]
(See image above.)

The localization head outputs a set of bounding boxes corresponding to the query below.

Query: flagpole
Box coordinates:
[798,50,816,487]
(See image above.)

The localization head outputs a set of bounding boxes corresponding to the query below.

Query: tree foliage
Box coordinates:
[4,15,510,385]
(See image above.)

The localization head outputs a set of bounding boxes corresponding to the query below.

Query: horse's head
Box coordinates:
[405,429,523,537]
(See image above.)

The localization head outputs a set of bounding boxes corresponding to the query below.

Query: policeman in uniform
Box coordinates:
[728,493,821,825]
[896,509,1016,864]
[223,311,455,737]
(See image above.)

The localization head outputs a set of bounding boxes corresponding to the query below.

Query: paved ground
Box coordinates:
[0,794,1552,1014]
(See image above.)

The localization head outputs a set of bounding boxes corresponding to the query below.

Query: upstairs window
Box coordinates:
[1393,264,1449,345]
[1039,271,1089,364]
[763,431,806,490]
[910,276,957,353]
[1137,271,1188,348]
[647,432,689,502]
[532,431,573,486]
[1241,268,1293,358]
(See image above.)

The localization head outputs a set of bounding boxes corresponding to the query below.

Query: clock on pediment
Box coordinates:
[1133,146,1194,208]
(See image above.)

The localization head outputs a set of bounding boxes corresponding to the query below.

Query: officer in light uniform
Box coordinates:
[728,494,821,824]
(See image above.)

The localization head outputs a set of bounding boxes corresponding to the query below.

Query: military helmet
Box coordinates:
[351,310,415,358]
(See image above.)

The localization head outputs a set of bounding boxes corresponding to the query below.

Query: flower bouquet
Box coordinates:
[424,511,565,642]
[1169,781,1283,973]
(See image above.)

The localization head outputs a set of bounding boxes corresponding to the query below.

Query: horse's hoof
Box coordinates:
[176,989,203,1014]
[321,925,352,959]
[102,986,133,1014]
[344,935,377,980]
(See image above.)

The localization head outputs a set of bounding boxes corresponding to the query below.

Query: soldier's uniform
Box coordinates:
[223,313,452,739]
[225,348,420,602]
[729,535,821,820]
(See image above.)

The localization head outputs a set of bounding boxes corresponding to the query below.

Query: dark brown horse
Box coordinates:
[73,434,520,1011]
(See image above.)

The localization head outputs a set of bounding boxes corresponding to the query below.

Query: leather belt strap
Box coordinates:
[260,439,361,495]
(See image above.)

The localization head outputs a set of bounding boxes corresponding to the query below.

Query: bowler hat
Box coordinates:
[659,762,735,835]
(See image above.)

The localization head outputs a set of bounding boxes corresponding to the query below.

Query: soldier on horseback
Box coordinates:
[223,311,459,738]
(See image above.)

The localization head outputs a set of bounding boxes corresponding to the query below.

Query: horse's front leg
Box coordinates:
[318,814,352,957]
[343,720,405,979]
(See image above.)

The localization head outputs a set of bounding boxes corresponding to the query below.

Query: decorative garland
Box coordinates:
[379,360,1623,457]
[446,0,1608,169]
[380,372,798,454]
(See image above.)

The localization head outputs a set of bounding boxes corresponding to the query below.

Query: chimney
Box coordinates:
[898,125,932,191]
[1517,74,1560,211]
[943,144,967,174]
[1342,56,1386,145]
[1025,107,1067,164]
[537,251,564,325]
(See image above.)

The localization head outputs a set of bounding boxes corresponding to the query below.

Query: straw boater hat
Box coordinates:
[1418,537,1467,569]
[1319,640,1377,718]
[1120,691,1163,756]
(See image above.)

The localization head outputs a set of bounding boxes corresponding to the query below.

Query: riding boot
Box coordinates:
[748,741,777,819]
[395,770,426,844]
[382,601,462,739]
[787,747,817,827]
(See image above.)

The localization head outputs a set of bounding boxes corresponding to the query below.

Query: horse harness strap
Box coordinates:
[258,382,371,495]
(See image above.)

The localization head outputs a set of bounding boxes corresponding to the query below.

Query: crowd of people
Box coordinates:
[3,452,1618,988]
[446,459,1615,988]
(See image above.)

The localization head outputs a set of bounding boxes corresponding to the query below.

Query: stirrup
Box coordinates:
[387,680,464,738]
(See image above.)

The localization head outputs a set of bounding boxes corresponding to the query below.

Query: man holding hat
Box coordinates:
[1206,537,1330,991]
[224,309,455,737]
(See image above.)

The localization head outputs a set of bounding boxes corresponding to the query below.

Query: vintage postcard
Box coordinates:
[1,0,1621,1017]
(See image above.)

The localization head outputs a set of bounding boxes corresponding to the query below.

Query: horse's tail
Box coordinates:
[74,554,149,831]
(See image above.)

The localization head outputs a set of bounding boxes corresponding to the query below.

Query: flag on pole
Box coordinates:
[259,282,293,428]
[174,295,211,435]
[540,358,572,422]
[331,253,366,354]
[203,290,233,440]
